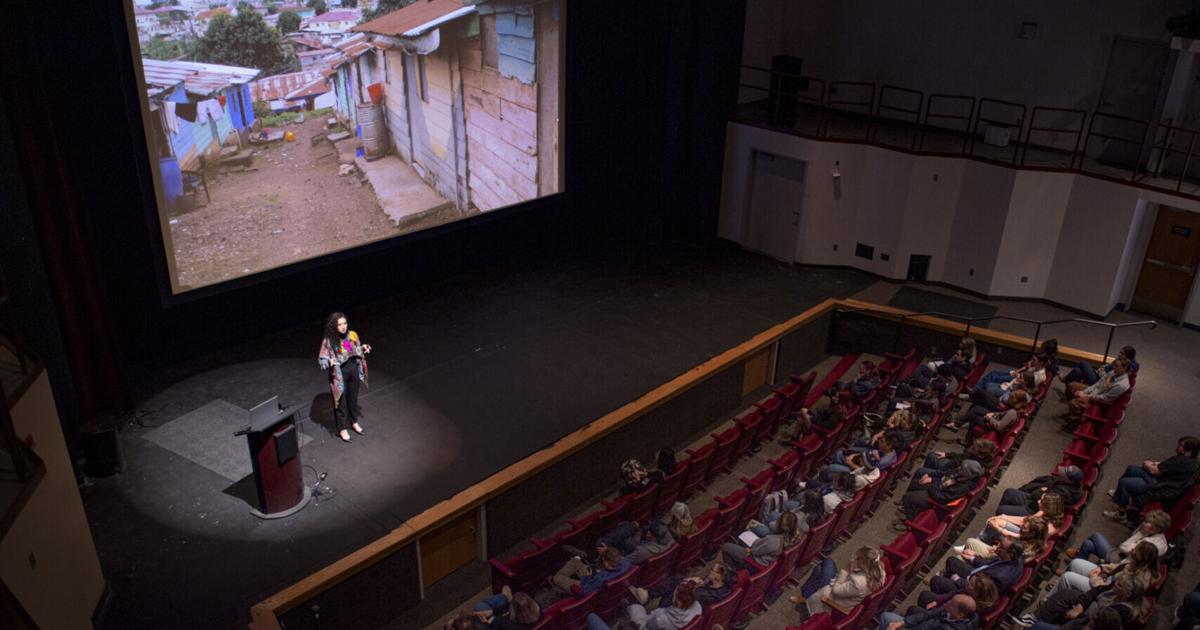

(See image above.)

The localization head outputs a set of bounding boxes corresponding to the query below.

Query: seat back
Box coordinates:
[623,484,659,525]
[681,443,715,499]
[549,591,596,630]
[705,494,746,555]
[732,411,762,458]
[979,595,1010,630]
[790,371,817,412]
[732,561,776,621]
[740,468,776,524]
[594,495,632,535]
[769,450,801,493]
[514,542,562,594]
[798,513,837,566]
[699,583,744,630]
[673,515,713,571]
[637,544,678,592]
[653,462,690,517]
[592,565,641,621]
[709,426,739,477]
[831,603,864,630]
[830,493,864,541]
[756,395,784,439]
[766,538,805,598]
[861,574,898,623]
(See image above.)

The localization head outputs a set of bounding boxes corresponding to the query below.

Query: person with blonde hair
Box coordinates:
[1066,509,1170,563]
[1054,540,1159,595]
[982,492,1065,543]
[794,546,887,615]
[959,516,1049,564]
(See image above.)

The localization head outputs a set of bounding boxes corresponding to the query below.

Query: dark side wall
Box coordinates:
[0,1,747,430]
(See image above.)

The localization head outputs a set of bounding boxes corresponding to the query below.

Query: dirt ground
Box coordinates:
[167,117,409,291]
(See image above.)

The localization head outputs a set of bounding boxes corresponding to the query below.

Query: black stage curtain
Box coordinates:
[0,3,132,426]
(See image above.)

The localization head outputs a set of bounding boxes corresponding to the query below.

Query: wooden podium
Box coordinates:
[243,397,310,519]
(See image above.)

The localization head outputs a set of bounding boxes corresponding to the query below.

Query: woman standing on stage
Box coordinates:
[318,312,370,442]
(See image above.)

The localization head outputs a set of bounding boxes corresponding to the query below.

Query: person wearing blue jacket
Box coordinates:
[551,546,632,595]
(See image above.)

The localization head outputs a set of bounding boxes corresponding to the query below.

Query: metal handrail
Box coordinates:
[832,306,1156,363]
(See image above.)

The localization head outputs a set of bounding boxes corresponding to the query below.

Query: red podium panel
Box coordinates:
[243,399,309,518]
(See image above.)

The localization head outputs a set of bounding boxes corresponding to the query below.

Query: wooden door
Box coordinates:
[745,151,804,262]
[1094,38,1169,168]
[420,508,479,588]
[1132,206,1200,321]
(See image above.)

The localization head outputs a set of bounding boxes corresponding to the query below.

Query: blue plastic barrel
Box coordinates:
[159,156,183,207]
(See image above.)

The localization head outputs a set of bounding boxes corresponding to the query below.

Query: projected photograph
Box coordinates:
[128,0,563,293]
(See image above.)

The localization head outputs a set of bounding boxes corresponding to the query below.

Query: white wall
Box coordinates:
[894,157,964,282]
[989,170,1074,297]
[942,162,1015,294]
[743,0,1187,112]
[1,372,105,629]
[720,122,1200,318]
[1044,176,1142,315]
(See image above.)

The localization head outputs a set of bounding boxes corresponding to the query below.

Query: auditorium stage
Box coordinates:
[81,242,874,629]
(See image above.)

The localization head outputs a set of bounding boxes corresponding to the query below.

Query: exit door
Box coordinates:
[1131,206,1200,321]
[745,151,804,263]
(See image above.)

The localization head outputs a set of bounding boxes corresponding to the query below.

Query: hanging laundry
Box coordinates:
[162,101,180,133]
[197,99,224,121]
[175,102,198,123]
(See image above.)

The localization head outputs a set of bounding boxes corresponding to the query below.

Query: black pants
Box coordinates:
[334,360,361,431]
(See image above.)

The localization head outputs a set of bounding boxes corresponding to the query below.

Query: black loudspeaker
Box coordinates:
[80,420,124,477]
[767,56,805,128]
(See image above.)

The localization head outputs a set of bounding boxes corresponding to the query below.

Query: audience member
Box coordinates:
[1067,509,1170,563]
[958,516,1048,564]
[1103,436,1200,518]
[1053,540,1159,596]
[551,546,631,596]
[471,587,542,630]
[585,579,700,630]
[896,459,983,524]
[1062,359,1130,425]
[620,459,653,496]
[1061,346,1137,388]
[930,537,1024,595]
[795,546,887,616]
[1020,573,1148,629]
[664,502,697,540]
[721,511,802,571]
[879,593,978,630]
[949,389,1029,435]
[981,492,1065,542]
[631,562,732,610]
[996,465,1083,517]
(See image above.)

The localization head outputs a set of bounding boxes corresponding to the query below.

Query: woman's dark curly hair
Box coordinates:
[324,312,347,351]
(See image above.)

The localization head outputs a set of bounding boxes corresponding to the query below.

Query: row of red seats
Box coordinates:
[855,363,1174,629]
[514,351,917,630]
[785,353,996,629]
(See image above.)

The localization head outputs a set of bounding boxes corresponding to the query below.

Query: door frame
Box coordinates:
[742,148,805,262]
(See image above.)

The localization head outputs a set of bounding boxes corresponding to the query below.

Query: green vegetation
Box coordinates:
[362,0,415,23]
[277,11,301,34]
[258,107,334,128]
[142,37,196,61]
[194,3,298,74]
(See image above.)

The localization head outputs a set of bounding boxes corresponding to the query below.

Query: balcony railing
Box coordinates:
[735,65,1200,201]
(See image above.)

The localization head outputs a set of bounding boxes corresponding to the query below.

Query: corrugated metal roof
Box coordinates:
[141,58,261,98]
[250,69,330,102]
[306,10,358,24]
[285,77,331,101]
[353,0,467,37]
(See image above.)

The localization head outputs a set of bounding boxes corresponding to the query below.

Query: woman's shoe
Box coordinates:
[352,422,364,435]
[339,429,352,442]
